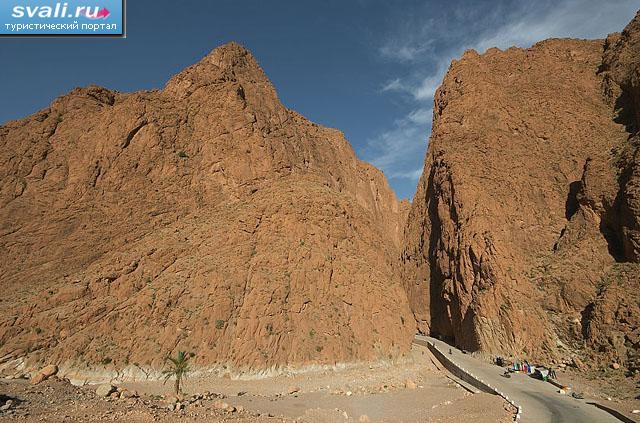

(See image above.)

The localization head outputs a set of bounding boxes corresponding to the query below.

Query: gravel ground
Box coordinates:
[0,345,514,422]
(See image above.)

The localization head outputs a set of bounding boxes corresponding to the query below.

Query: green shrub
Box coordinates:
[162,351,191,395]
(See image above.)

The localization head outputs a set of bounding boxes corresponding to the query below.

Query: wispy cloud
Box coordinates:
[381,73,445,101]
[474,0,640,52]
[378,20,436,62]
[379,45,429,62]
[369,0,639,200]
[364,108,431,183]
[380,78,407,93]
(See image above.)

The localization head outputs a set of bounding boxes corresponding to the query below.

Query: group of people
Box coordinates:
[497,357,557,381]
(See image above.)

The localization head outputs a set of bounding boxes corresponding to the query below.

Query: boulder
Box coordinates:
[40,365,58,378]
[95,384,115,397]
[29,373,46,385]
[30,364,59,385]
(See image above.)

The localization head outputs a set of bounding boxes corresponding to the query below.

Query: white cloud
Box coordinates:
[392,168,424,180]
[407,108,432,125]
[364,109,431,182]
[381,78,407,93]
[413,73,446,101]
[379,45,428,62]
[378,22,436,62]
[380,72,445,102]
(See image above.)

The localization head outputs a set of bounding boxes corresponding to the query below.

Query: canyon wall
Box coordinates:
[0,43,413,376]
[403,13,640,369]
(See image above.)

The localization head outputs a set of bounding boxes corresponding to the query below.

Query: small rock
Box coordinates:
[0,400,14,411]
[405,379,417,390]
[109,391,120,399]
[571,357,586,371]
[236,405,244,412]
[287,386,300,395]
[164,394,180,404]
[213,400,230,410]
[359,415,370,422]
[631,409,639,414]
[96,384,115,397]
[121,389,138,399]
[611,363,620,370]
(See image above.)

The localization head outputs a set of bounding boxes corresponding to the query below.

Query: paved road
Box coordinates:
[415,335,620,423]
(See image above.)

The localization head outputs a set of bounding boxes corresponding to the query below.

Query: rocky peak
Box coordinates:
[164,42,279,106]
[204,41,259,72]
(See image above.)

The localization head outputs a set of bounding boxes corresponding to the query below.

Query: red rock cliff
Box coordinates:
[403,13,640,368]
[0,43,413,376]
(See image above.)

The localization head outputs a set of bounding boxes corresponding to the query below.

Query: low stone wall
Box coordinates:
[415,339,523,422]
[587,402,637,423]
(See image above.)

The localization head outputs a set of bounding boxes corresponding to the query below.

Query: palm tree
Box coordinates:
[162,351,191,395]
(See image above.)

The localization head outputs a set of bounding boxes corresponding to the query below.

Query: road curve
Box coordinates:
[415,336,620,423]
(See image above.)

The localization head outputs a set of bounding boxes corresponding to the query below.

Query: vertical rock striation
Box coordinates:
[404,12,640,369]
[0,43,413,376]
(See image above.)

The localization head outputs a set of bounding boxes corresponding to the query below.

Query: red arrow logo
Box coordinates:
[86,7,110,20]
[96,7,110,19]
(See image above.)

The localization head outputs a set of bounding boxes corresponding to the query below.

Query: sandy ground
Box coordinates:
[0,345,514,422]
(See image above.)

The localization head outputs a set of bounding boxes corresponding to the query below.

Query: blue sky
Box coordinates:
[1,0,638,200]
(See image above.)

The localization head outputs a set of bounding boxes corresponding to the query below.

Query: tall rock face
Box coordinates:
[600,13,640,262]
[0,43,413,376]
[404,13,640,366]
[580,13,640,371]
